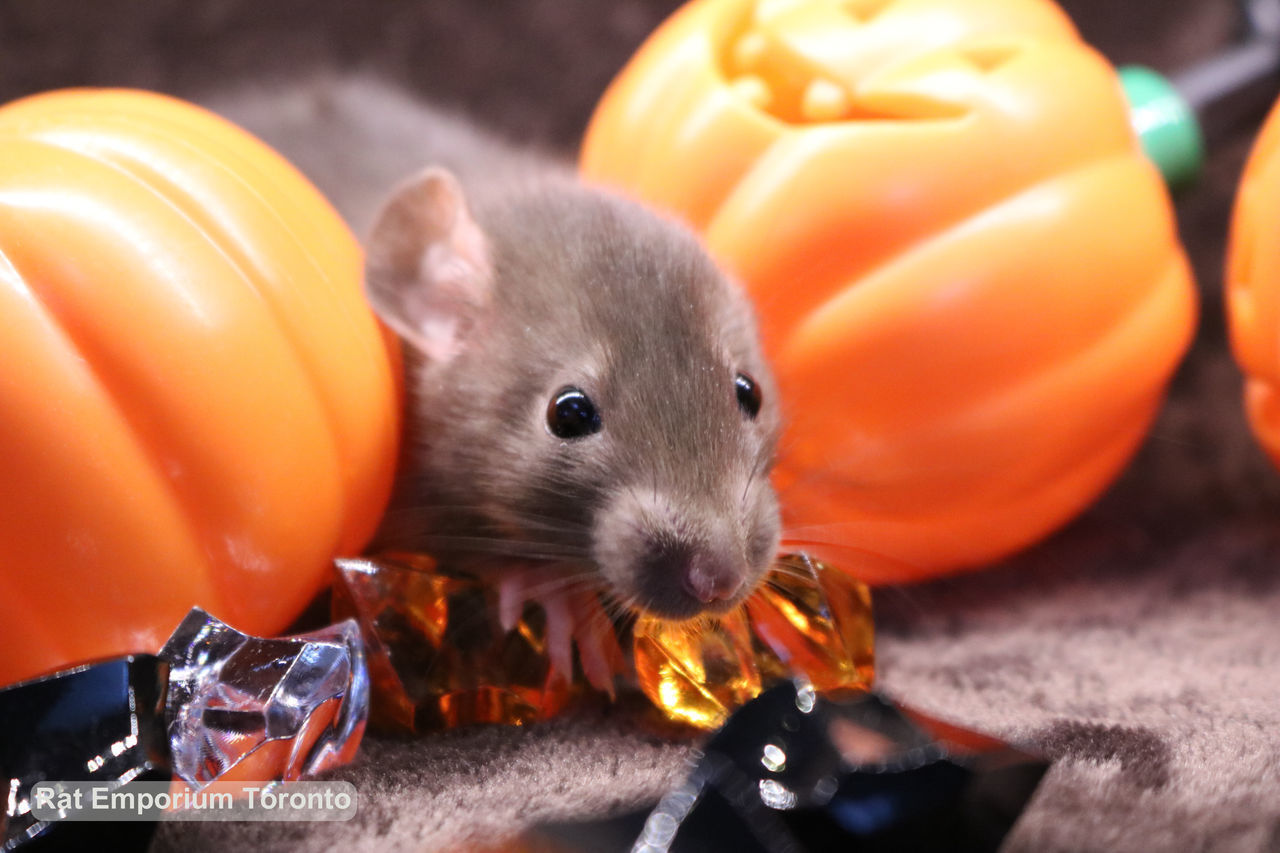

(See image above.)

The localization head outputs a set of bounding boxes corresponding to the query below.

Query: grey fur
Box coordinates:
[383,175,781,618]
[215,76,782,619]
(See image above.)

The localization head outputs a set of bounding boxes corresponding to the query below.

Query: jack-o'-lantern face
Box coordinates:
[584,0,1196,581]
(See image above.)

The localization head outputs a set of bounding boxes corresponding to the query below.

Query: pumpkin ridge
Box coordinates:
[0,255,210,562]
[0,89,401,683]
[12,95,384,390]
[24,113,370,359]
[104,94,399,556]
[0,233,220,601]
[777,410,1148,577]
[0,247,108,674]
[775,150,1174,376]
[711,131,1141,345]
[88,107,396,552]
[647,88,783,232]
[782,253,1191,520]
[20,120,370,548]
[630,72,764,229]
[0,140,347,625]
[1227,181,1280,384]
[945,255,1188,492]
[617,0,752,212]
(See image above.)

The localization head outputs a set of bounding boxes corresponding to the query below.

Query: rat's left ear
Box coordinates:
[364,166,491,364]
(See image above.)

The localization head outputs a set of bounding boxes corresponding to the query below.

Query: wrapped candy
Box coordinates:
[634,554,873,729]
[334,553,873,732]
[332,554,577,732]
[0,655,171,851]
[524,681,1050,853]
[160,608,369,787]
[2,610,369,849]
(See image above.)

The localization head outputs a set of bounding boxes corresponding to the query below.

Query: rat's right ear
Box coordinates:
[364,166,491,364]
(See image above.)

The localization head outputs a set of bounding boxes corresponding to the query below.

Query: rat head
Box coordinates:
[366,167,781,621]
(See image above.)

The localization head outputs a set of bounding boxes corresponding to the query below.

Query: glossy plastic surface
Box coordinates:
[161,608,368,787]
[0,89,402,686]
[582,0,1196,581]
[1119,65,1204,189]
[1228,97,1280,470]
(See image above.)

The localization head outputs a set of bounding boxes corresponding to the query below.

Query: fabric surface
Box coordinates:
[4,0,1279,850]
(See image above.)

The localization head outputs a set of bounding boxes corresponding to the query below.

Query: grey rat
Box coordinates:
[207,76,783,686]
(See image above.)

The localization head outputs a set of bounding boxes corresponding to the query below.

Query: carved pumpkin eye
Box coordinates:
[735,372,762,419]
[547,387,602,439]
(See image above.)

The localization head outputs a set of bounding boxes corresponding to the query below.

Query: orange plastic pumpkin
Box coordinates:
[1228,98,1280,469]
[582,0,1196,581]
[0,89,402,686]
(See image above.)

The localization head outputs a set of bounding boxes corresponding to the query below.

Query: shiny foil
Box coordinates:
[332,554,573,733]
[160,608,368,788]
[0,655,171,851]
[334,553,873,732]
[522,681,1050,853]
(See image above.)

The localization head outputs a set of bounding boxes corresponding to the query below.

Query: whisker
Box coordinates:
[509,480,584,500]
[870,584,932,622]
[762,575,798,594]
[581,600,617,639]
[778,526,925,584]
[414,534,590,561]
[598,590,636,625]
[380,502,581,534]
[764,561,816,581]
[516,571,601,601]
[741,445,772,507]
[625,482,645,503]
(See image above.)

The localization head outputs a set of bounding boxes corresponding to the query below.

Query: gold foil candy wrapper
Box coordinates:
[334,553,873,733]
[332,553,572,733]
[633,554,874,730]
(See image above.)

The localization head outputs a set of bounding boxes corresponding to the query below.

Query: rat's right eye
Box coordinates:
[547,387,602,439]
[735,372,762,419]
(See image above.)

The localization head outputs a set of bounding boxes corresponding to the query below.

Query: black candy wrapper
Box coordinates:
[1,607,369,852]
[0,655,171,853]
[525,681,1049,853]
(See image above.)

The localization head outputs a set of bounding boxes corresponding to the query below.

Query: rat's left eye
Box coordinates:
[735,372,762,419]
[547,387,602,439]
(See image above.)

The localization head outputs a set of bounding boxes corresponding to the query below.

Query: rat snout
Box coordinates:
[680,550,742,604]
[634,534,749,618]
[593,486,760,620]
[642,537,744,606]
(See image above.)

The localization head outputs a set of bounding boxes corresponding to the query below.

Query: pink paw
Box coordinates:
[495,566,625,697]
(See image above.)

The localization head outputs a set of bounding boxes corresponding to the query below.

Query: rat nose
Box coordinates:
[681,551,743,604]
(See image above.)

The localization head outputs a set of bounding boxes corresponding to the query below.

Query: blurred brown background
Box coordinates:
[0,2,1253,145]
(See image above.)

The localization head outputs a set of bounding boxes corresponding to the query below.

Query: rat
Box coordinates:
[206,76,783,691]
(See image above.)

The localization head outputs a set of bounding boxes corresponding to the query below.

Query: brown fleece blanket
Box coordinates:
[5,0,1280,850]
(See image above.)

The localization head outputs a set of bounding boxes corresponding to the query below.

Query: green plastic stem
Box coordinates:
[1119,65,1206,191]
